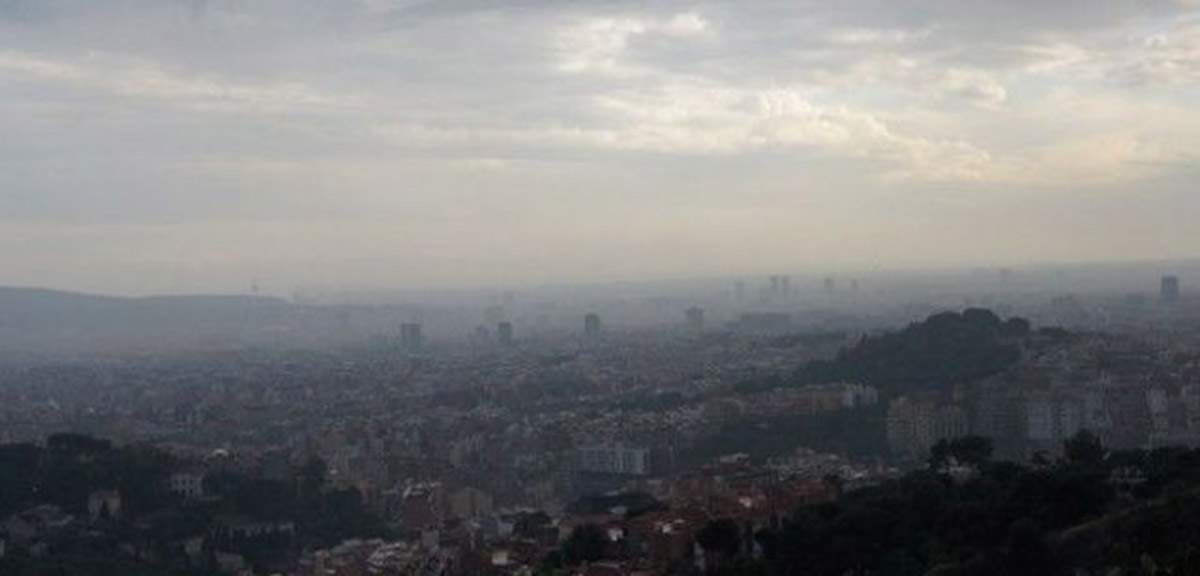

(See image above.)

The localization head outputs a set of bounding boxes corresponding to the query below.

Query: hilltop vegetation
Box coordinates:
[798,308,1036,395]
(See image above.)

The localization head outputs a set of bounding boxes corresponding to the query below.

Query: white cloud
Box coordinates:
[588,82,994,182]
[5,1,1200,291]
[0,50,357,114]
[990,133,1197,189]
[546,13,996,182]
[936,68,1008,108]
[1120,20,1200,84]
[554,12,711,76]
[0,50,88,81]
[662,12,710,37]
[1021,42,1095,75]
[827,27,933,47]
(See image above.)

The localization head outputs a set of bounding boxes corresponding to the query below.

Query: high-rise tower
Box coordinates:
[1162,275,1181,303]
[400,323,423,351]
[685,306,704,334]
[584,313,602,339]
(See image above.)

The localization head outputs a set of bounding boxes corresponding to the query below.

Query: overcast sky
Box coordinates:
[2,0,1199,295]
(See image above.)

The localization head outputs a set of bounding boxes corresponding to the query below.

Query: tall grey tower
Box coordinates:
[400,323,423,351]
[584,313,602,339]
[1162,275,1181,303]
[685,306,704,334]
[497,321,514,346]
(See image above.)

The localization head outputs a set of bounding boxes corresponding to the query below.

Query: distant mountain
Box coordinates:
[0,287,294,355]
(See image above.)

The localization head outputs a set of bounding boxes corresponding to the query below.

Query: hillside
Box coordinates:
[0,287,293,355]
[798,308,1035,396]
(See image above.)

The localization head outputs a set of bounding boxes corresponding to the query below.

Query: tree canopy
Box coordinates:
[798,309,1030,396]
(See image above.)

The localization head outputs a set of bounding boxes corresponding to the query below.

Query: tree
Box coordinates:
[929,436,993,471]
[697,518,741,556]
[953,436,994,467]
[47,433,112,459]
[697,518,743,569]
[298,456,328,498]
[822,473,845,498]
[1005,518,1058,574]
[796,309,1029,397]
[1064,430,1105,467]
[563,524,607,566]
[0,443,42,516]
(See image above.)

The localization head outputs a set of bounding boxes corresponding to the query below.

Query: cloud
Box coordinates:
[587,82,994,181]
[554,11,711,76]
[545,10,997,181]
[1117,20,1200,84]
[0,50,356,115]
[827,26,934,47]
[936,68,1008,108]
[110,68,345,115]
[1020,42,1095,74]
[4,0,1200,292]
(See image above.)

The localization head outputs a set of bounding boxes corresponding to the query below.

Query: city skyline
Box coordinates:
[5,3,1200,573]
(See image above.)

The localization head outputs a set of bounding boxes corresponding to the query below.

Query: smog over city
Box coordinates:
[2,2,1200,575]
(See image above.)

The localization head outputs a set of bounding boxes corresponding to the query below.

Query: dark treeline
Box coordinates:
[0,434,386,575]
[798,308,1040,395]
[552,433,1200,575]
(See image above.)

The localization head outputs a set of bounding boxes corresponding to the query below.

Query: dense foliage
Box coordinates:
[721,435,1200,575]
[0,434,174,520]
[0,434,388,575]
[546,434,1200,575]
[798,309,1032,395]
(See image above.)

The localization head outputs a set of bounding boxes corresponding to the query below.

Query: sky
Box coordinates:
[2,0,1199,296]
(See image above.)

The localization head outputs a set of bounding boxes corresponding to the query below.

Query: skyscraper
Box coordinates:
[400,323,423,351]
[497,321,514,346]
[685,306,704,334]
[484,305,505,325]
[1162,275,1181,302]
[584,313,602,339]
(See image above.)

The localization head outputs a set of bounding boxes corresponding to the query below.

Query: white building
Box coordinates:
[169,471,206,500]
[578,443,651,476]
[840,383,879,408]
